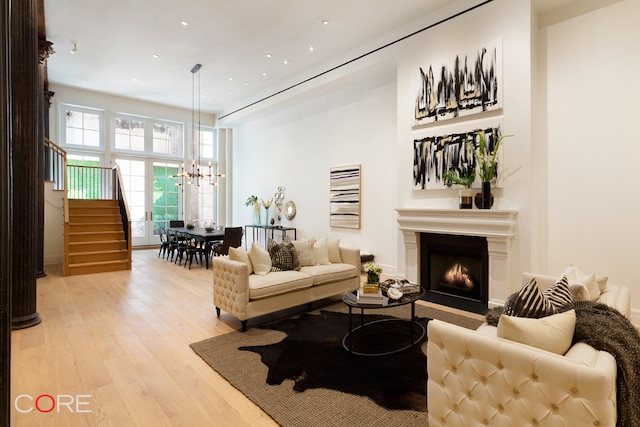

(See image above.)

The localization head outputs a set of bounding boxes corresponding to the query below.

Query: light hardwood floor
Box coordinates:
[11,248,482,426]
[12,249,279,427]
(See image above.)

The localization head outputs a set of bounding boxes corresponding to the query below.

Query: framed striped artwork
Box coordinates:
[329,165,361,229]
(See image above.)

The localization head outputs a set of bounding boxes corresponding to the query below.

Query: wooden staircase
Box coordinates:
[65,199,131,276]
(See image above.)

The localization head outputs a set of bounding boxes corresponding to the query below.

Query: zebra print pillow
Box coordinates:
[503,276,572,318]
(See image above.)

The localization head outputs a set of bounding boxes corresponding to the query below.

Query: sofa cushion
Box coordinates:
[497,309,576,355]
[300,263,358,286]
[248,271,313,300]
[504,276,572,318]
[248,243,271,276]
[562,264,600,301]
[313,238,331,265]
[328,239,342,263]
[292,238,315,267]
[228,247,253,275]
[268,239,300,272]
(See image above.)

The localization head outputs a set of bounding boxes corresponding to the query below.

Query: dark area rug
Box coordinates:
[190,302,483,427]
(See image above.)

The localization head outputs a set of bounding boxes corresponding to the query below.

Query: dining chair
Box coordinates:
[210,227,243,258]
[166,228,183,262]
[157,227,171,259]
[169,220,185,228]
[173,231,189,265]
[184,234,207,269]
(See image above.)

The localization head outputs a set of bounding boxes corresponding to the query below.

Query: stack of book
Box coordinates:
[356,288,384,305]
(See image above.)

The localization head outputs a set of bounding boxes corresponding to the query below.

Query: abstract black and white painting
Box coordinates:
[330,165,361,229]
[415,40,502,125]
[413,122,503,190]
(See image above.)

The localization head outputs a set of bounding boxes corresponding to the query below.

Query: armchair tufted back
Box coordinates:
[426,319,617,427]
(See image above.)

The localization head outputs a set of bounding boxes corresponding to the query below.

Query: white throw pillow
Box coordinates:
[292,238,315,267]
[497,309,576,355]
[313,237,330,265]
[562,264,600,301]
[327,239,342,263]
[596,275,609,293]
[228,247,253,275]
[248,243,271,275]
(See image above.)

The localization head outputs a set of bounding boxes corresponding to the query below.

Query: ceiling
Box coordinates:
[43,0,576,118]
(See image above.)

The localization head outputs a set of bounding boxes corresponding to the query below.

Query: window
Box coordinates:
[199,127,216,160]
[153,123,181,155]
[61,105,103,148]
[153,162,180,233]
[114,116,145,151]
[186,126,219,225]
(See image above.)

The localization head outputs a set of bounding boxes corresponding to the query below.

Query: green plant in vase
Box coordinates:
[443,164,475,209]
[245,195,261,225]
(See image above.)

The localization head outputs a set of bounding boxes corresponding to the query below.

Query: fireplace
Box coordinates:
[420,233,488,314]
[396,208,518,310]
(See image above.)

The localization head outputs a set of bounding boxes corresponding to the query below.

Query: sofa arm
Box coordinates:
[427,319,617,427]
[338,246,360,270]
[212,257,250,321]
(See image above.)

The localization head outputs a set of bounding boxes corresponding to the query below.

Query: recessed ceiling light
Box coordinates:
[322,20,329,25]
[70,42,77,54]
[309,46,315,52]
[152,54,159,58]
[181,20,188,26]
[228,77,233,81]
[244,82,249,86]
[262,72,268,76]
[283,59,289,65]
[132,78,138,82]
[266,54,272,58]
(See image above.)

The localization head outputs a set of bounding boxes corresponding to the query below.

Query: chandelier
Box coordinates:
[172,63,224,186]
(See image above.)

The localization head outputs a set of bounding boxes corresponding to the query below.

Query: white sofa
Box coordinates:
[212,246,360,331]
[426,272,632,427]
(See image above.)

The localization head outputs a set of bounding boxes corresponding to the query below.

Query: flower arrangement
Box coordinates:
[468,129,510,183]
[261,198,273,210]
[363,262,382,284]
[186,222,195,230]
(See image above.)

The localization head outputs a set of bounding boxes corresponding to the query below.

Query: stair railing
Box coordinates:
[112,166,132,270]
[44,138,66,191]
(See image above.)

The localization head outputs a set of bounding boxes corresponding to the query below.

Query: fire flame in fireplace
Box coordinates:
[443,262,474,290]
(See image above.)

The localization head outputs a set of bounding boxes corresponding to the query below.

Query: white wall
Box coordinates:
[230,70,399,273]
[541,0,640,305]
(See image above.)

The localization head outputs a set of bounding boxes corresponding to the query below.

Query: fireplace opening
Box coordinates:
[420,233,488,314]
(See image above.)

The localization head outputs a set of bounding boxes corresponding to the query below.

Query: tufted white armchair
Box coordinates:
[426,320,617,426]
[426,273,631,427]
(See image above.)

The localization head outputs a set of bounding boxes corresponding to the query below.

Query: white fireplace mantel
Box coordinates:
[396,208,518,308]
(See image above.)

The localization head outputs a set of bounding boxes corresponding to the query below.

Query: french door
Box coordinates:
[114,157,181,246]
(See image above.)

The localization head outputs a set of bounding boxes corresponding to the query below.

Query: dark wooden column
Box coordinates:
[1,0,12,422]
[36,39,53,279]
[11,0,41,330]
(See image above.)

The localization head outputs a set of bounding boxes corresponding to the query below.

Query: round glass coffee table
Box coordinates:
[342,287,426,356]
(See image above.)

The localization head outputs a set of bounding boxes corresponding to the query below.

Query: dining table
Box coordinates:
[167,226,225,269]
